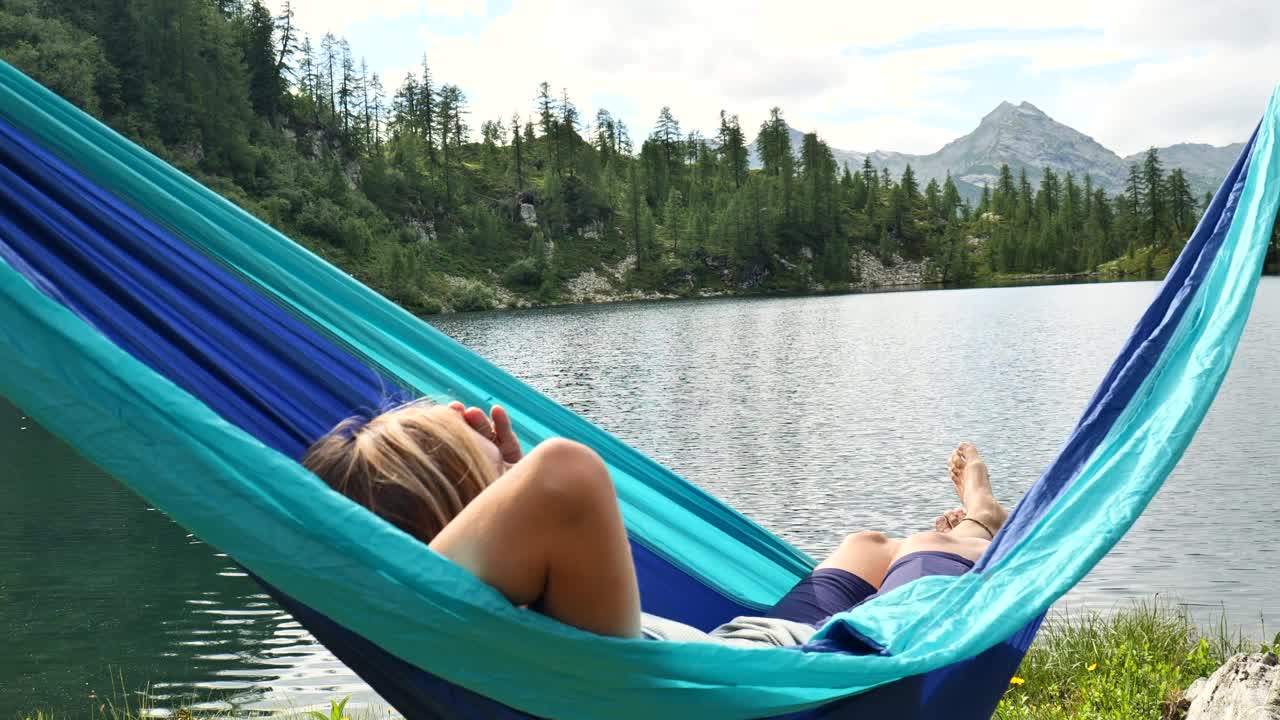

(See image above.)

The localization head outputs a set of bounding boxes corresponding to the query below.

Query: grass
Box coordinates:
[17,602,1259,720]
[995,600,1250,720]
[1095,246,1179,281]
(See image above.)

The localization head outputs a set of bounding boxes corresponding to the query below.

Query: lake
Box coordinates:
[5,279,1279,716]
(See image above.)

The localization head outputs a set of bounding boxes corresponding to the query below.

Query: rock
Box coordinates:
[851,249,940,289]
[411,219,436,244]
[563,255,668,305]
[174,142,205,166]
[1184,653,1280,720]
[738,264,771,290]
[698,253,734,282]
[342,160,361,190]
[519,203,537,227]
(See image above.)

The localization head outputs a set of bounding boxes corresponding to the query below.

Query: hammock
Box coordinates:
[0,57,1276,719]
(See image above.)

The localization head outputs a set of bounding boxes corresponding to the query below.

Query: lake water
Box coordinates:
[5,280,1280,716]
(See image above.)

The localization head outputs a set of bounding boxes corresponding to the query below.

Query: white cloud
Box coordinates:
[276,0,1280,156]
[1054,47,1278,156]
[426,0,485,17]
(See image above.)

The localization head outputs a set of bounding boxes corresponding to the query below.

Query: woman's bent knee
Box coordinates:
[840,531,890,549]
[524,438,615,519]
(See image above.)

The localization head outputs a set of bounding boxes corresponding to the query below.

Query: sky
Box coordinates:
[267,0,1280,157]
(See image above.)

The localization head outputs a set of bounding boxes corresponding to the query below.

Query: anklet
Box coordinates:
[959,517,994,539]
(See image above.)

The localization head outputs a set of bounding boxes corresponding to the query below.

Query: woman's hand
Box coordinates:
[448,401,524,468]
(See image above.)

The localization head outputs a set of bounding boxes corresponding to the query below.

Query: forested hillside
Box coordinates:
[2,0,1276,313]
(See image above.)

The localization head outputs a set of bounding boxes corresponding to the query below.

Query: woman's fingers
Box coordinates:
[490,405,522,463]
[445,400,521,463]
[463,406,495,439]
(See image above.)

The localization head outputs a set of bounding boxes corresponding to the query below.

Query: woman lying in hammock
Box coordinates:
[302,400,1008,646]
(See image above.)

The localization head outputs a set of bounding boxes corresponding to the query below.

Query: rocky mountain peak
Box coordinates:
[748,102,1240,200]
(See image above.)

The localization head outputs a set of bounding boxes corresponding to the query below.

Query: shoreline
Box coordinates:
[433,269,1122,316]
[430,241,1280,316]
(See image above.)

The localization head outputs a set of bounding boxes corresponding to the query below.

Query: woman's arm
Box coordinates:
[428,438,643,638]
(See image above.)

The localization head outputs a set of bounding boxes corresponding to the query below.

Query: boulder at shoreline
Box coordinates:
[1183,653,1280,719]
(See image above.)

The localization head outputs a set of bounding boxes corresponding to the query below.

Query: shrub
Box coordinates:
[297,198,344,245]
[502,257,543,290]
[447,279,496,312]
[339,215,372,256]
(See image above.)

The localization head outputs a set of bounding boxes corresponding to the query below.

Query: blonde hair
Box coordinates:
[302,402,499,544]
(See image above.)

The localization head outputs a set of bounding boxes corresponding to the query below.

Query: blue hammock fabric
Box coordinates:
[0,57,1277,719]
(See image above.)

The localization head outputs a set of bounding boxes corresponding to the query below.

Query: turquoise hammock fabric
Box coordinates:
[0,55,1277,718]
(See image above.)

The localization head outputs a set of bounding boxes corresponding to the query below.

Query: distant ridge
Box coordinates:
[751,104,1241,199]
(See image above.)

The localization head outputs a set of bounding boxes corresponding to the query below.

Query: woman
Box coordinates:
[302,400,1008,645]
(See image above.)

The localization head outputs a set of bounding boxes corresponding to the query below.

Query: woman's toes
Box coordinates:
[934,507,967,533]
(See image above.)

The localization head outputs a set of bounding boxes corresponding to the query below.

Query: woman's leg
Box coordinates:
[815,531,902,587]
[885,442,1009,565]
[430,438,642,638]
[805,442,1008,587]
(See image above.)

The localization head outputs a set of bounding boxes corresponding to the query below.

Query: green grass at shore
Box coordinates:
[1095,246,1179,281]
[17,602,1254,720]
[995,601,1247,719]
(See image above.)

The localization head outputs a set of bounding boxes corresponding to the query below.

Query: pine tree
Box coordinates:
[1123,164,1145,257]
[297,34,319,122]
[320,32,337,117]
[1166,167,1196,234]
[627,162,645,262]
[536,81,559,173]
[391,72,419,140]
[436,84,466,209]
[337,39,355,140]
[274,1,296,84]
[593,108,614,168]
[419,54,435,162]
[369,72,385,147]
[1142,147,1167,249]
[560,88,580,177]
[241,0,281,118]
[511,112,525,188]
[716,111,748,188]
[653,106,681,173]
[757,107,791,177]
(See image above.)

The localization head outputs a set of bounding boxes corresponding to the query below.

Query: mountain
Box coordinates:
[1123,142,1245,199]
[868,101,1131,197]
[751,103,1240,200]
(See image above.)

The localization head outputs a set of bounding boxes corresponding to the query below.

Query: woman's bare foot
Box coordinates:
[933,507,967,533]
[948,443,1009,537]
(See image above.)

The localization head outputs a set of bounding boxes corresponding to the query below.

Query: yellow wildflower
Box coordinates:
[1087,663,1098,672]
[1009,676,1026,686]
